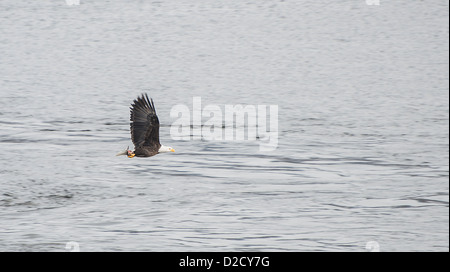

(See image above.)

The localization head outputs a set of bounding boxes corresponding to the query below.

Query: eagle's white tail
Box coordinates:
[116,150,128,156]
[116,146,130,156]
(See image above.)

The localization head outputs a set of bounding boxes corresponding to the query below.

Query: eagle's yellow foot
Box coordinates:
[127,154,135,158]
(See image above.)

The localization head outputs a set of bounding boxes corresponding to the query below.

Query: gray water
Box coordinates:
[0,0,448,252]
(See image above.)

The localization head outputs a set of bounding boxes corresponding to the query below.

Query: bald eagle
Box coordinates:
[116,94,175,158]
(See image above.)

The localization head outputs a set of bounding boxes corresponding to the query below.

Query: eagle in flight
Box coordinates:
[116,94,175,158]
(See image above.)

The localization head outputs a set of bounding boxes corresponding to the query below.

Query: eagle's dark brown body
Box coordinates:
[130,94,161,157]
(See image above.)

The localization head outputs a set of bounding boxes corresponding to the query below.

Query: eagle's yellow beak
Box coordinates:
[170,148,175,152]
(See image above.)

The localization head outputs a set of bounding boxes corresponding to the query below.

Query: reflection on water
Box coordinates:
[0,0,448,251]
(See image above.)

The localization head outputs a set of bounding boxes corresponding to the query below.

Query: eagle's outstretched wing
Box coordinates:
[130,94,161,150]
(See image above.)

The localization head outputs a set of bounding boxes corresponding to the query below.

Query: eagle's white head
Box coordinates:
[158,145,175,153]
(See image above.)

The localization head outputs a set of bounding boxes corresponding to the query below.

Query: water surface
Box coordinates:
[0,0,448,251]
